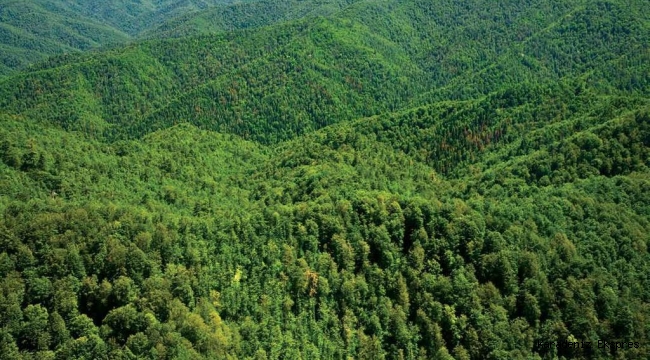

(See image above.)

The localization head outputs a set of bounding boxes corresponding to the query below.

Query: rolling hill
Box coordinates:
[0,0,266,76]
[142,0,361,38]
[0,1,129,76]
[1,80,648,359]
[0,0,648,359]
[0,0,647,142]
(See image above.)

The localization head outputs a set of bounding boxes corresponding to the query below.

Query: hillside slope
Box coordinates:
[143,0,360,38]
[0,0,265,76]
[0,82,648,358]
[0,1,129,77]
[34,0,256,36]
[0,0,647,143]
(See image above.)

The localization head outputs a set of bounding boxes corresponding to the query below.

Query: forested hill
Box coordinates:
[1,84,649,359]
[0,0,649,359]
[0,0,272,76]
[1,0,647,143]
[142,0,361,38]
[0,1,129,77]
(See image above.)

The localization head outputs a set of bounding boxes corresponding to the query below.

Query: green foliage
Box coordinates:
[0,0,649,359]
[0,0,129,77]
[2,0,647,144]
[0,0,286,76]
[143,0,360,39]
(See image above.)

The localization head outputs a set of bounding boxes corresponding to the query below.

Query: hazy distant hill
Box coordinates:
[142,0,360,38]
[0,0,260,76]
[35,0,257,35]
[0,1,129,76]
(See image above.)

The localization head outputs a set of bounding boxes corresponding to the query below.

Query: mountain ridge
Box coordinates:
[1,0,647,143]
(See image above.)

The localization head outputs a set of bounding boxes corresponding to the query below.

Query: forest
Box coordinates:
[0,0,649,359]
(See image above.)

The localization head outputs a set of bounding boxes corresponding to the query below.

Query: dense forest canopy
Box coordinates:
[0,0,295,77]
[0,0,649,359]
